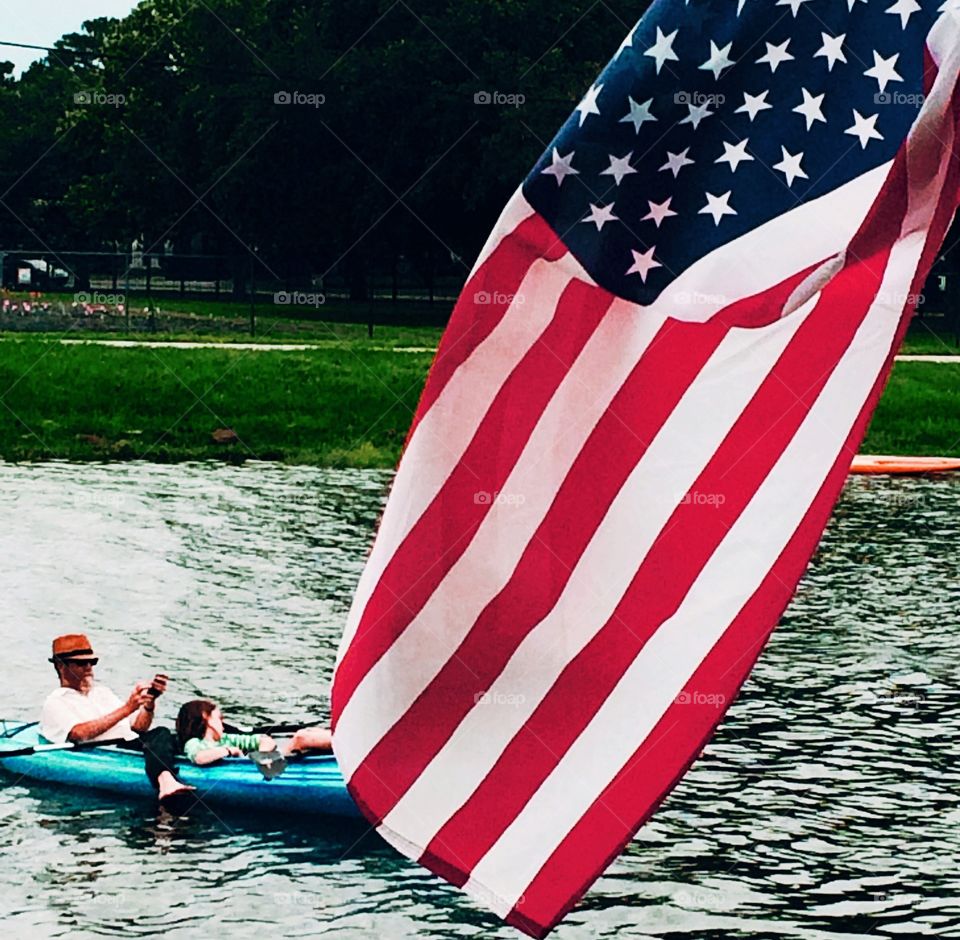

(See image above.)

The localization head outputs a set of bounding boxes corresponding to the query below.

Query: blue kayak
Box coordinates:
[0,721,362,819]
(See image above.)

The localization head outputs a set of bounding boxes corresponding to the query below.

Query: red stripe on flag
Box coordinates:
[509,214,958,940]
[406,215,567,443]
[419,234,898,883]
[345,261,826,822]
[332,276,614,720]
[508,78,960,938]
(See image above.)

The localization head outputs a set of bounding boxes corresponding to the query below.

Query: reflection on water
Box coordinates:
[0,463,958,939]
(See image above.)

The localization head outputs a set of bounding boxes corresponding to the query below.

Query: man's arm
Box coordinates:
[130,702,154,733]
[67,684,151,743]
[129,674,166,733]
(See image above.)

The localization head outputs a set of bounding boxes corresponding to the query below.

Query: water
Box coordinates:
[0,462,958,939]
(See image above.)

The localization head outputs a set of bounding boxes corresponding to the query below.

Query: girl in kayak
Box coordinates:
[176,699,332,765]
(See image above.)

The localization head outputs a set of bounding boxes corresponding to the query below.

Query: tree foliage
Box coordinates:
[0,0,642,292]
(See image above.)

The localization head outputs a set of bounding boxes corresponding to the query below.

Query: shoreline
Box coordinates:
[0,336,957,467]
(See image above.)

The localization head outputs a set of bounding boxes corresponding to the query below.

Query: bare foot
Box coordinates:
[157,770,196,802]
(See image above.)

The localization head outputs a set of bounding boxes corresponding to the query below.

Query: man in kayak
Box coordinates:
[39,633,194,807]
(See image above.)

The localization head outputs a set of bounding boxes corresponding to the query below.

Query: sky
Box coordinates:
[2,0,140,76]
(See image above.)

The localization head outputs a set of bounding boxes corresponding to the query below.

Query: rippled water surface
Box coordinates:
[0,462,958,939]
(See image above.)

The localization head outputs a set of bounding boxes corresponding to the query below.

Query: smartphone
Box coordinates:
[147,673,168,697]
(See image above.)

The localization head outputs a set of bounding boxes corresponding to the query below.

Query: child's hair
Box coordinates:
[176,698,217,748]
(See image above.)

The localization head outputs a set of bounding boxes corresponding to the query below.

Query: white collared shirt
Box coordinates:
[40,684,137,744]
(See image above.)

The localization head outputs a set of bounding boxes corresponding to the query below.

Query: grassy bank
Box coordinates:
[0,338,432,466]
[0,338,957,465]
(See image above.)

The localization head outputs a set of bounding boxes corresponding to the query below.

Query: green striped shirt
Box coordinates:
[183,732,261,764]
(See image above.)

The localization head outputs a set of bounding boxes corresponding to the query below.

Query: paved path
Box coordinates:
[53,339,436,353]
[8,338,960,359]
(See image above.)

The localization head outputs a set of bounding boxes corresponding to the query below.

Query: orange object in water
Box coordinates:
[850,454,960,475]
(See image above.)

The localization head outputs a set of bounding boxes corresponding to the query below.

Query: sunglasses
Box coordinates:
[59,658,99,667]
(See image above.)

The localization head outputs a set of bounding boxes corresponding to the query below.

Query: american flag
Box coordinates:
[333,1,960,935]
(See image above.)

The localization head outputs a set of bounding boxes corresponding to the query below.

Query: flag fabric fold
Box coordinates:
[333,2,960,935]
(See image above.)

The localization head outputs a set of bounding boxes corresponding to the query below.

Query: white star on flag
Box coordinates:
[700,41,735,80]
[625,245,661,281]
[644,27,679,74]
[615,24,638,58]
[776,0,813,16]
[642,197,677,227]
[680,100,714,129]
[793,89,827,130]
[619,96,658,132]
[865,51,903,94]
[583,203,619,230]
[699,190,737,225]
[541,148,579,185]
[716,139,754,171]
[757,39,795,73]
[886,0,922,28]
[772,146,809,186]
[601,153,638,185]
[845,109,884,148]
[736,90,773,120]
[576,84,603,126]
[815,32,847,71]
[659,147,695,176]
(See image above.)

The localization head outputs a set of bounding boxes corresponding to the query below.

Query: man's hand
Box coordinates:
[259,734,276,752]
[125,683,152,715]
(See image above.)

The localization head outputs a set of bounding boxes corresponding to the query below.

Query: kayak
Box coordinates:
[850,454,960,475]
[0,722,361,819]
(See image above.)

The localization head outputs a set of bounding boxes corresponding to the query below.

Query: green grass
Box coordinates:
[0,338,957,466]
[862,362,960,456]
[0,339,432,466]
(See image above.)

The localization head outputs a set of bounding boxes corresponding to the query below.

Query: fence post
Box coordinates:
[124,256,131,331]
[249,254,256,337]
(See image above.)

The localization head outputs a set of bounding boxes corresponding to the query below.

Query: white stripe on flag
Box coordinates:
[335,298,668,779]
[376,292,819,842]
[467,187,536,281]
[651,162,890,323]
[336,256,579,662]
[462,73,956,913]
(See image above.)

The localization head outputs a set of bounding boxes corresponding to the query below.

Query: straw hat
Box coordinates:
[49,633,98,663]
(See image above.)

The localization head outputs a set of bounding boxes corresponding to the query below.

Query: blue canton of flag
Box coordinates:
[523,0,940,304]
